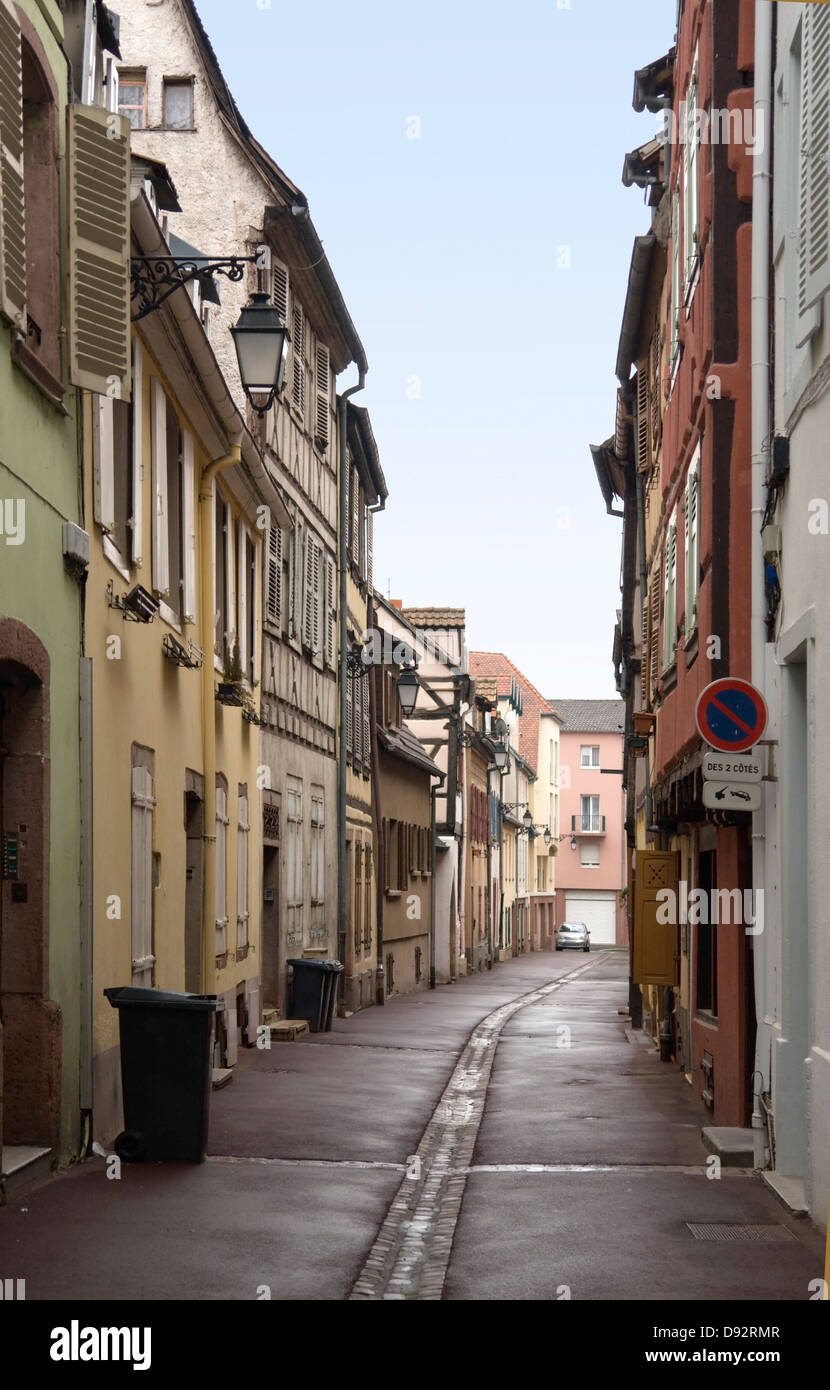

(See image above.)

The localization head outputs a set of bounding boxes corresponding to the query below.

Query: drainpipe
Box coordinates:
[485,764,493,969]
[337,376,366,1003]
[429,781,437,988]
[199,444,242,999]
[459,737,469,970]
[751,0,773,1136]
[367,593,385,1004]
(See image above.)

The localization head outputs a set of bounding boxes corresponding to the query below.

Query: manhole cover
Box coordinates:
[686,1223,795,1242]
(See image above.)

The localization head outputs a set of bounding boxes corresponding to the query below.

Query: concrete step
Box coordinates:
[267,1019,309,1042]
[701,1125,759,1168]
[262,1007,282,1025]
[0,1145,53,1204]
[211,1068,234,1090]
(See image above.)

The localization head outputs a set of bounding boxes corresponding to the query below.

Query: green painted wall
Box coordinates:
[0,0,83,1165]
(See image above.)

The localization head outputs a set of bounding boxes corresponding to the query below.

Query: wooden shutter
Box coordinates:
[303,528,314,649]
[291,514,303,641]
[364,844,373,949]
[68,104,131,400]
[635,365,649,473]
[351,465,361,560]
[362,676,371,770]
[663,523,677,668]
[150,378,169,597]
[800,8,830,317]
[182,430,196,622]
[271,259,289,322]
[266,524,282,628]
[131,338,144,564]
[0,0,26,328]
[312,537,322,660]
[315,344,330,447]
[648,557,661,702]
[354,840,363,951]
[292,304,305,415]
[237,793,249,948]
[93,396,116,532]
[237,519,248,678]
[131,765,156,985]
[685,462,699,635]
[324,553,336,668]
[346,667,354,758]
[366,508,374,593]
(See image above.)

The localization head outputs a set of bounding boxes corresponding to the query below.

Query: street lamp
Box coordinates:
[396,662,420,717]
[522,808,533,831]
[231,292,291,416]
[544,827,552,846]
[492,740,509,772]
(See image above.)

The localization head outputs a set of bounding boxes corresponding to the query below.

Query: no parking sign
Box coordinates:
[695,678,767,754]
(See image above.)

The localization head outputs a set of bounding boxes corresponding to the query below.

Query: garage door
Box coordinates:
[564,892,616,945]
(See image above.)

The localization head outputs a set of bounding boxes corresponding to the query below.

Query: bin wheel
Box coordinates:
[114,1129,147,1163]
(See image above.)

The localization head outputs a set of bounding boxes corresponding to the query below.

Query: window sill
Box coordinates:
[235,943,249,962]
[694,1010,718,1028]
[683,627,699,669]
[11,334,68,411]
[660,659,678,696]
[215,953,228,970]
[157,600,183,633]
[102,535,131,583]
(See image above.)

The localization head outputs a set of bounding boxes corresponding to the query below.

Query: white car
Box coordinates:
[555,921,590,952]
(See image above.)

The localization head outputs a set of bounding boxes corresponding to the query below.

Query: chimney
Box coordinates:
[390,599,403,610]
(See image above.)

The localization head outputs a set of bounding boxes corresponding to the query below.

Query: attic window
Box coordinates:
[118,69,146,128]
[163,77,194,130]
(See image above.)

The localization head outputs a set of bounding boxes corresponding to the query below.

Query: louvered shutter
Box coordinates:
[266,524,282,628]
[662,523,677,669]
[362,676,371,769]
[648,558,661,701]
[0,0,26,329]
[292,305,305,415]
[68,104,131,400]
[685,463,699,636]
[800,8,830,318]
[237,519,248,678]
[150,378,169,597]
[324,553,336,668]
[635,365,649,472]
[351,465,361,561]
[93,396,116,531]
[366,508,374,593]
[364,845,373,949]
[291,514,303,641]
[131,338,144,564]
[271,259,289,322]
[346,662,354,757]
[182,430,196,622]
[131,765,156,985]
[312,536,322,661]
[354,840,363,950]
[315,344,330,447]
[303,528,314,649]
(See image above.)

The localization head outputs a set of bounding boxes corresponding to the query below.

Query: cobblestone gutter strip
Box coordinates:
[349,954,608,1301]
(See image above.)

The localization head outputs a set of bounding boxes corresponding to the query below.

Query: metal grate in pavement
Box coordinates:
[686,1222,796,1242]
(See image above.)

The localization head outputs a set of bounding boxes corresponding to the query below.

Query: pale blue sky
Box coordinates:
[195,0,675,696]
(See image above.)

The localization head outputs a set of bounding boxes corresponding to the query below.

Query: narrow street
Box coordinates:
[1,952,822,1303]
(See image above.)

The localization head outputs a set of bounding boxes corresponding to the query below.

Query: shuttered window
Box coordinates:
[635,364,649,473]
[315,344,330,448]
[286,777,303,947]
[363,844,373,951]
[215,492,228,660]
[166,398,183,619]
[271,259,289,322]
[215,780,229,957]
[303,528,323,662]
[362,675,371,772]
[237,518,249,679]
[346,665,354,760]
[324,554,336,669]
[290,514,303,643]
[265,523,283,630]
[0,0,26,329]
[799,6,830,316]
[291,304,305,416]
[366,508,374,593]
[150,379,169,598]
[662,518,678,670]
[68,104,131,400]
[354,839,363,953]
[648,556,661,701]
[130,764,156,986]
[683,59,700,292]
[685,452,700,636]
[131,338,144,565]
[236,791,249,950]
[670,193,681,383]
[181,430,196,622]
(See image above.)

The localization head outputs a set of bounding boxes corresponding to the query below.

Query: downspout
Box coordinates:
[368,593,385,1004]
[337,376,366,1002]
[485,763,493,969]
[498,792,505,955]
[751,0,773,1140]
[199,444,242,998]
[429,781,437,988]
[459,738,469,970]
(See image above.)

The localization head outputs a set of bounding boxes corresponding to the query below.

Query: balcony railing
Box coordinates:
[571,814,606,834]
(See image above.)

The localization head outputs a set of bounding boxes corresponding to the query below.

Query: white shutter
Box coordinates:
[150,378,169,597]
[683,65,699,286]
[225,502,235,652]
[346,666,354,757]
[312,537,322,662]
[266,524,283,628]
[291,514,303,641]
[324,553,336,668]
[131,338,144,565]
[237,519,248,679]
[800,8,830,316]
[68,104,131,400]
[131,766,156,985]
[351,466,361,561]
[292,305,305,415]
[215,784,228,955]
[362,676,371,769]
[366,509,374,593]
[181,430,196,622]
[663,520,677,668]
[271,259,289,322]
[315,344,330,447]
[237,793,249,948]
[670,194,680,371]
[93,395,116,532]
[250,534,260,685]
[685,459,700,636]
[0,0,26,329]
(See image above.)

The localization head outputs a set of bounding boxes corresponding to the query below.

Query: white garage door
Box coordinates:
[564,892,616,945]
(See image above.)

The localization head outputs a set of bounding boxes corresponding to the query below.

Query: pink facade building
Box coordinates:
[549,700,627,946]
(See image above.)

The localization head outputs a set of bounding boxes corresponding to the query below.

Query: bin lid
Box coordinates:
[104,986,225,1011]
[286,958,344,972]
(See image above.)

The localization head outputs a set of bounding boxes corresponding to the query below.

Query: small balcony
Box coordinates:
[571,814,606,835]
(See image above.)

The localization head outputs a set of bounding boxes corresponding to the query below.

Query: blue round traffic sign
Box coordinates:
[695,678,767,753]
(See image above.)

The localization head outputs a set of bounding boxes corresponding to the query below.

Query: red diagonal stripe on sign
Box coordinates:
[708,693,756,738]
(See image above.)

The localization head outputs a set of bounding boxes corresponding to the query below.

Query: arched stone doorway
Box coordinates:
[0,619,60,1160]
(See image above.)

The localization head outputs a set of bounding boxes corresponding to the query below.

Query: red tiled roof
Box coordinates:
[469,652,560,773]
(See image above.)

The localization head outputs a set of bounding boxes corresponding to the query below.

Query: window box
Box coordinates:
[217,682,244,707]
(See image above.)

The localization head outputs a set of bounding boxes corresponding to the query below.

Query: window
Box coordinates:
[581,843,600,870]
[165,397,183,619]
[536,858,547,893]
[363,844,373,951]
[696,850,718,1015]
[685,452,700,636]
[118,69,146,128]
[683,57,700,295]
[265,524,283,631]
[310,788,325,943]
[315,344,330,448]
[214,778,229,958]
[215,492,228,660]
[163,78,194,130]
[385,819,406,894]
[291,303,306,416]
[580,795,600,833]
[286,777,303,948]
[302,528,324,664]
[150,381,194,623]
[237,520,257,684]
[798,7,830,320]
[662,515,678,669]
[353,839,363,954]
[236,788,249,951]
[669,192,681,383]
[131,761,156,985]
[20,38,61,383]
[580,745,600,769]
[93,393,132,565]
